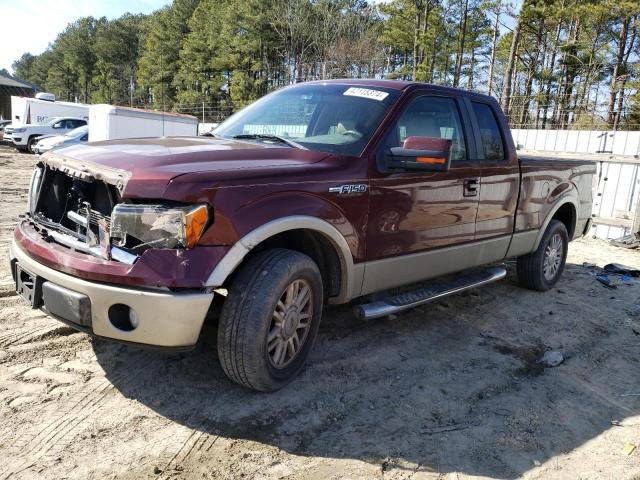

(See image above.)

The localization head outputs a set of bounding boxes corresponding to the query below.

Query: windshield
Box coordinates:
[64,126,88,138]
[214,84,400,156]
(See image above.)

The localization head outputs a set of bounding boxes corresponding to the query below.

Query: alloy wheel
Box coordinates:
[543,233,563,281]
[267,279,313,368]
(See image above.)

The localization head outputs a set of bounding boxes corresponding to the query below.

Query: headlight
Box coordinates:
[110,203,209,250]
[13,127,26,133]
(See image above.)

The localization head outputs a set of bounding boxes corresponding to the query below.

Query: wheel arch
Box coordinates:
[533,197,578,250]
[205,216,359,304]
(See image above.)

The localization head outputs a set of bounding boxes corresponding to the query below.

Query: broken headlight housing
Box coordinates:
[110,203,209,252]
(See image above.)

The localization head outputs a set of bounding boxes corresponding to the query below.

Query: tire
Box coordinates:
[517,219,569,291]
[26,136,39,154]
[217,248,323,391]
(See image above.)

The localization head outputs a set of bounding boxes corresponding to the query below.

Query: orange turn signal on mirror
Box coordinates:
[416,157,446,164]
[184,205,209,248]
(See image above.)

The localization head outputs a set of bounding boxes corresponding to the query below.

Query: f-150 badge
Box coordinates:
[328,184,368,195]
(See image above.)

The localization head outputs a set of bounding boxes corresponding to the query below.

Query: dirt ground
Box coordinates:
[0,145,639,480]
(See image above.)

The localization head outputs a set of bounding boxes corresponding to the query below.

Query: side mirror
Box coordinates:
[386,136,452,172]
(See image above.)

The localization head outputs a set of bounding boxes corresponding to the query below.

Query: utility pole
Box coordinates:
[129,76,134,107]
[160,55,165,137]
[487,1,501,96]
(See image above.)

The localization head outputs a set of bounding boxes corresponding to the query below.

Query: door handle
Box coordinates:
[464,178,479,197]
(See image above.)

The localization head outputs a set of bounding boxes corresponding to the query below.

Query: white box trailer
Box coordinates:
[11,94,89,125]
[89,104,198,141]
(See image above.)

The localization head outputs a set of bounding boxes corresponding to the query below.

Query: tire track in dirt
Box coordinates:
[22,355,152,452]
[0,326,47,347]
[1,353,156,479]
[155,419,220,478]
[0,323,73,348]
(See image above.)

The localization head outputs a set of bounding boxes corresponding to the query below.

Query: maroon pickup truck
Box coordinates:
[10,80,595,391]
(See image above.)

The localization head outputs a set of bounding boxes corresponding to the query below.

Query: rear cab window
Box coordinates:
[471,102,505,161]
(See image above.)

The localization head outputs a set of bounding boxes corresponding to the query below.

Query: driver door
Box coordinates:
[362,93,481,294]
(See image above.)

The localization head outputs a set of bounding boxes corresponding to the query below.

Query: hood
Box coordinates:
[42,136,328,198]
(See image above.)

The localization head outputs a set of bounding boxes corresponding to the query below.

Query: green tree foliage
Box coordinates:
[11,54,37,84]
[56,17,103,102]
[93,14,146,105]
[8,0,639,129]
[137,0,199,109]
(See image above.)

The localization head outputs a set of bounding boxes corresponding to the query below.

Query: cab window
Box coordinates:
[386,96,467,161]
[471,102,505,160]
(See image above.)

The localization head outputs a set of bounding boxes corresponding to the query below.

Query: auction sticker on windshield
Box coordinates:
[343,87,389,101]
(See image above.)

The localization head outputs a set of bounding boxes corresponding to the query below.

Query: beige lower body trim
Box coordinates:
[505,230,539,258]
[11,240,213,348]
[361,236,511,296]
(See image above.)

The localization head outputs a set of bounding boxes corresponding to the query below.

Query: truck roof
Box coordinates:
[301,78,497,102]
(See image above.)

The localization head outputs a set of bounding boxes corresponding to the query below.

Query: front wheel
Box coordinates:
[217,248,323,391]
[27,136,39,154]
[517,219,568,291]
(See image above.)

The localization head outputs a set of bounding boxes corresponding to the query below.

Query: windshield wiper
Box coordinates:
[232,134,306,150]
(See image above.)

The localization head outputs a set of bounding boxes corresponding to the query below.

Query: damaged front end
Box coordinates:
[27,153,209,265]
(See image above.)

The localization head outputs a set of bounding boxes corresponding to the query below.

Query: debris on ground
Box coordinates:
[603,263,640,277]
[622,443,637,456]
[538,350,564,367]
[583,262,639,289]
[610,233,640,249]
[596,275,618,289]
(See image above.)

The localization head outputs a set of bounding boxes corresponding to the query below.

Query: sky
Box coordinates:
[0,0,172,73]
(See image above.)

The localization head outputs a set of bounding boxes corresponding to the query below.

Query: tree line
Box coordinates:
[11,0,640,130]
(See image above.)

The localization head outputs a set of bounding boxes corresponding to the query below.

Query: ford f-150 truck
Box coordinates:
[10,80,595,391]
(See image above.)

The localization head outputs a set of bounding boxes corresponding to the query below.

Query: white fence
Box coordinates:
[592,161,639,240]
[512,129,640,157]
[513,129,640,241]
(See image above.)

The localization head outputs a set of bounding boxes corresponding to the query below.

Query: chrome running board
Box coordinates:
[354,265,507,320]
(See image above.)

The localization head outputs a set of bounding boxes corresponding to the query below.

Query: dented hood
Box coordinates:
[42,136,328,198]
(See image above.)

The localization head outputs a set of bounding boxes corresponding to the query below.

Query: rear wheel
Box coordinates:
[517,219,568,291]
[217,248,323,391]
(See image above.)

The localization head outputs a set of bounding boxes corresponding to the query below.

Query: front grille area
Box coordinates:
[33,166,119,229]
[30,164,121,258]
